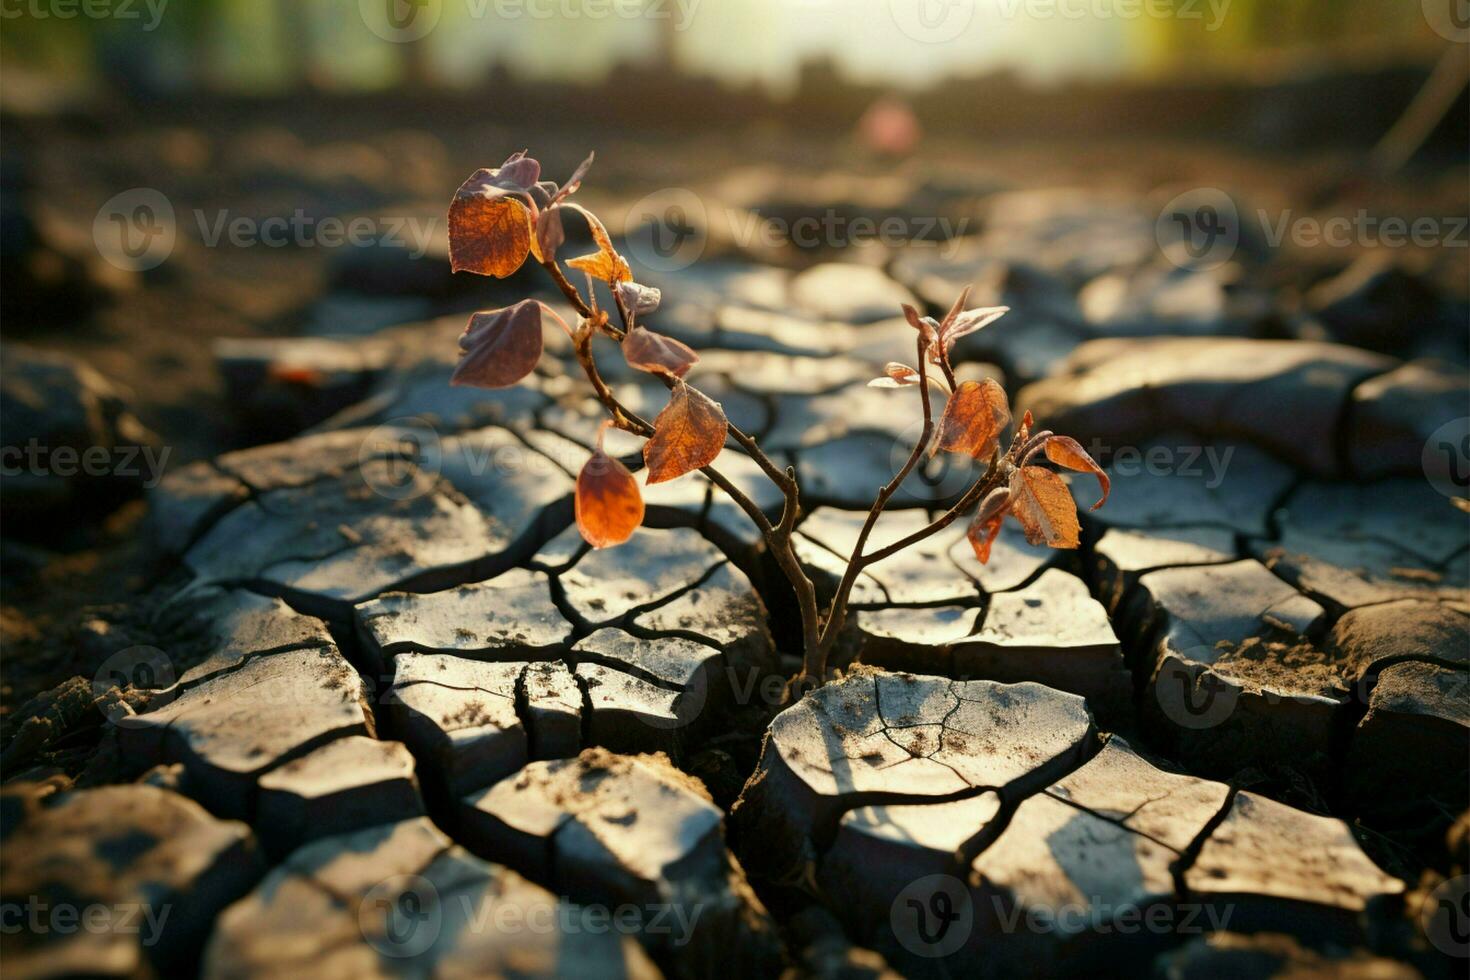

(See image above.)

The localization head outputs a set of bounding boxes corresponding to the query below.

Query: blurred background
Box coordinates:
[1,0,1466,700]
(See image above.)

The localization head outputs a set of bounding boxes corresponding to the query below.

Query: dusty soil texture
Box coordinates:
[2,96,1467,978]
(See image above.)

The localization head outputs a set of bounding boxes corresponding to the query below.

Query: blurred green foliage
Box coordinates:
[0,0,1447,94]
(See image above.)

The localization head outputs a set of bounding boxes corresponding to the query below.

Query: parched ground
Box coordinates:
[2,108,1468,978]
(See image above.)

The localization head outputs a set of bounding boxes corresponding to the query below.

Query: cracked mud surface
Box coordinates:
[4,181,1468,979]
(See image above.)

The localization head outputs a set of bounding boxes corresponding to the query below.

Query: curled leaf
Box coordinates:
[868,363,920,388]
[552,152,595,204]
[1008,465,1081,550]
[940,304,1009,351]
[902,303,937,349]
[1044,435,1110,510]
[534,207,565,260]
[967,486,1012,564]
[935,378,1011,459]
[1018,409,1034,444]
[496,150,541,190]
[942,286,972,320]
[565,202,632,283]
[576,443,644,549]
[568,248,630,283]
[616,280,662,316]
[451,300,542,389]
[643,382,727,484]
[623,325,699,378]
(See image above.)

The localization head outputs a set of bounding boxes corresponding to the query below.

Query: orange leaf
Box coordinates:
[1008,466,1080,550]
[567,249,631,284]
[451,301,542,389]
[935,378,1011,459]
[564,202,631,283]
[967,487,1012,564]
[448,181,534,278]
[623,325,698,378]
[576,447,644,548]
[1044,435,1110,510]
[643,382,727,484]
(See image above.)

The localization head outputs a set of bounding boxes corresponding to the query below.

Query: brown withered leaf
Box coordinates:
[1008,466,1080,549]
[565,202,631,283]
[448,173,536,278]
[1043,435,1110,510]
[623,325,698,378]
[935,378,1011,459]
[643,382,727,484]
[451,300,542,389]
[967,486,1012,564]
[576,447,644,549]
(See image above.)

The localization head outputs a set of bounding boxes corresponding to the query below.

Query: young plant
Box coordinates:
[446,151,1110,692]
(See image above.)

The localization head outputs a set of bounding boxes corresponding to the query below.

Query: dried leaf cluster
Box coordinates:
[446,150,1109,688]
